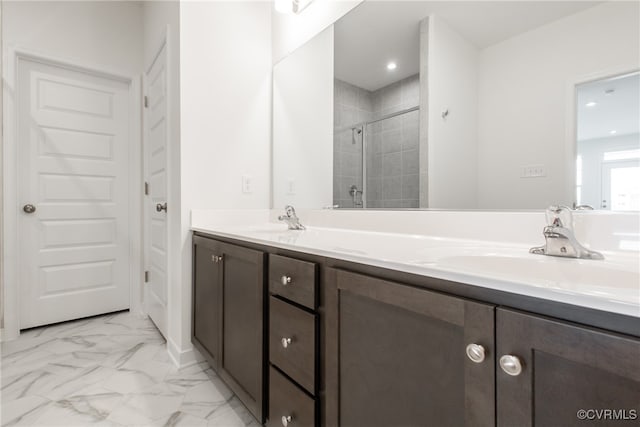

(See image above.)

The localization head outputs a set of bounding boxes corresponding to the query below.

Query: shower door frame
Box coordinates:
[354,105,420,209]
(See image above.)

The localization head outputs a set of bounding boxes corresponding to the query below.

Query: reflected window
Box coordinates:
[604,162,640,211]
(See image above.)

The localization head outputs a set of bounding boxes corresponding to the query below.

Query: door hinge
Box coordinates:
[144,181,149,195]
[145,271,150,283]
[144,95,149,108]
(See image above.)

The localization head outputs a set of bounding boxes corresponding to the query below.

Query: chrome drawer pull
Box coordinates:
[466,343,485,363]
[499,355,523,376]
[281,275,292,286]
[281,337,293,348]
[281,415,293,427]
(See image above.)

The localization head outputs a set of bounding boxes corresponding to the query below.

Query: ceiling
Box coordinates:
[577,72,640,141]
[334,1,603,91]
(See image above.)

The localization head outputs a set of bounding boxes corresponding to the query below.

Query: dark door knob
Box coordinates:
[23,204,36,214]
[156,202,167,213]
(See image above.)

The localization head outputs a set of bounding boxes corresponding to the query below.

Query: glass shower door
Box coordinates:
[365,109,420,208]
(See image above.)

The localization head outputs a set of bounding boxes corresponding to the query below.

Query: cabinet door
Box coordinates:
[330,269,495,427]
[497,308,640,426]
[218,242,266,423]
[192,236,223,368]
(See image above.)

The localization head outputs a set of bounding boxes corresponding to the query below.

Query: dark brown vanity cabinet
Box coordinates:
[193,237,222,366]
[193,233,640,427]
[326,269,640,427]
[267,254,319,427]
[192,236,267,423]
[497,308,640,426]
[327,269,496,427]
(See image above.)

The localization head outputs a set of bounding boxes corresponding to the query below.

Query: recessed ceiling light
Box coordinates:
[585,101,597,107]
[386,62,397,71]
[610,130,617,135]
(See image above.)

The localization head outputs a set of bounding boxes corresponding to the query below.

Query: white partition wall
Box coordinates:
[273,26,334,209]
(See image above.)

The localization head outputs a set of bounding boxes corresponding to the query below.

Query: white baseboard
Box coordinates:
[0,327,19,342]
[166,337,204,369]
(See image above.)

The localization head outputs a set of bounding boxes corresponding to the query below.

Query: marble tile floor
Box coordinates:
[0,311,260,427]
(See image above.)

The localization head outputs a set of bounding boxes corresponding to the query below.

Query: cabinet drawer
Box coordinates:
[268,366,316,427]
[269,254,317,309]
[270,296,317,393]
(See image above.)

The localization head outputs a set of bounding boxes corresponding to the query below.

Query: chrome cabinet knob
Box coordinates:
[281,275,292,286]
[281,337,292,348]
[156,202,167,212]
[23,204,36,214]
[499,355,523,376]
[281,415,292,427]
[466,343,485,363]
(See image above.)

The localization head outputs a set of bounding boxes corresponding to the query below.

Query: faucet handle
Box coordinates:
[545,205,573,228]
[283,205,296,218]
[279,205,305,230]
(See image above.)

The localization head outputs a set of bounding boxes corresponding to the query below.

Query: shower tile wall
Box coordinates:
[334,75,420,208]
[334,79,371,208]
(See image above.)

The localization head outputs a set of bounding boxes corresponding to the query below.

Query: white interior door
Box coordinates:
[144,42,169,338]
[18,58,131,329]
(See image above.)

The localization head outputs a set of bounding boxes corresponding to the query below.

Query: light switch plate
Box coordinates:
[242,175,253,193]
[287,179,296,195]
[521,164,546,178]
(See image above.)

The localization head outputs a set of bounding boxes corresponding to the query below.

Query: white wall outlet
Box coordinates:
[521,164,546,178]
[242,175,253,193]
[287,179,296,195]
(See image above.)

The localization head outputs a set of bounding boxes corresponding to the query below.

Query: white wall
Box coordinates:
[2,1,143,76]
[477,1,640,209]
[427,15,479,209]
[272,0,362,64]
[142,0,182,360]
[273,27,334,209]
[175,1,272,363]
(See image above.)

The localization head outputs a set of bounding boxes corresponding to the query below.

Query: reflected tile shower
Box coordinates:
[366,108,420,208]
[333,79,370,208]
[334,75,420,209]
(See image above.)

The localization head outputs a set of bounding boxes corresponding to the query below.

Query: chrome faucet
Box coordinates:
[278,205,305,230]
[530,205,604,260]
[349,185,363,207]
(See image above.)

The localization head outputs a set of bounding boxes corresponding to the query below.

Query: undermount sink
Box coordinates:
[434,254,640,298]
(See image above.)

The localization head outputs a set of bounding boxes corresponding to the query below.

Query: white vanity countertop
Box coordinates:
[191,210,640,318]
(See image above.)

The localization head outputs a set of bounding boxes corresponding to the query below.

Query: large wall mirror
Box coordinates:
[272,1,640,210]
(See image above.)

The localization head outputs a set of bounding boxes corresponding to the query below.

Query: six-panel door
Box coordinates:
[496,308,640,426]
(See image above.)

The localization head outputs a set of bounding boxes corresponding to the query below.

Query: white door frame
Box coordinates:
[564,64,640,207]
[1,47,143,341]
